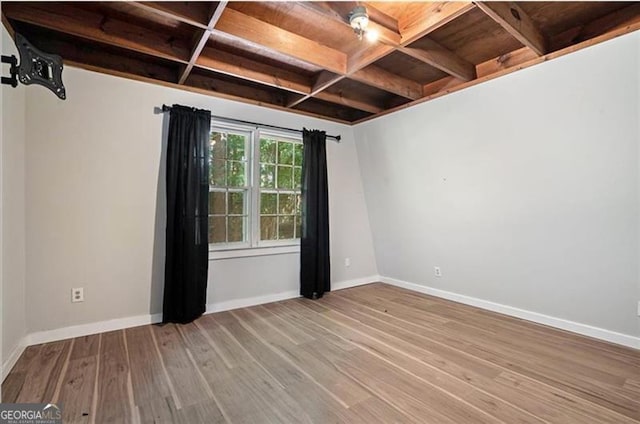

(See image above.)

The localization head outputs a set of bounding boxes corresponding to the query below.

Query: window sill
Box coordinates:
[209,244,300,260]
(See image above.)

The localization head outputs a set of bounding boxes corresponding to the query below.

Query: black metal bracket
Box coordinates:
[1,55,19,88]
[1,33,66,100]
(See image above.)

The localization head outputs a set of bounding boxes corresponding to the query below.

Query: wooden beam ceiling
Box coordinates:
[214,8,347,74]
[476,2,548,55]
[3,1,639,124]
[178,2,227,84]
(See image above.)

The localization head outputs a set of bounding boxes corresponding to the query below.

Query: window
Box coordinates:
[208,123,303,251]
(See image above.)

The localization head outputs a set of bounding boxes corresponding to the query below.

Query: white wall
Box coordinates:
[1,26,27,370]
[24,67,377,333]
[354,32,640,338]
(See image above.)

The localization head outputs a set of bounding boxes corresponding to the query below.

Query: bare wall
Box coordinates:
[354,32,640,337]
[1,25,27,367]
[25,67,377,333]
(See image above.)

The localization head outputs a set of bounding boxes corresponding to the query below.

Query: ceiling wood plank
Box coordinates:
[286,71,345,108]
[351,66,422,100]
[476,2,548,56]
[347,44,397,74]
[196,47,311,94]
[422,76,464,97]
[550,2,640,51]
[128,2,210,29]
[315,91,384,114]
[178,1,228,84]
[399,2,475,46]
[475,46,538,78]
[400,40,476,81]
[215,8,347,74]
[187,73,288,107]
[2,3,191,63]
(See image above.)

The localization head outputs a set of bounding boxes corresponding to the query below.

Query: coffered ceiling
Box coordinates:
[2,2,640,123]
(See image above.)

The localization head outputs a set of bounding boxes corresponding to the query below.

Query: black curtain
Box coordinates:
[300,129,330,299]
[163,104,211,323]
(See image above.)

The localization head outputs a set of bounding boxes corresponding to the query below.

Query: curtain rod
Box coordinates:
[160,105,341,142]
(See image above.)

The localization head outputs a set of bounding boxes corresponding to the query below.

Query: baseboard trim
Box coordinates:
[3,275,380,381]
[380,276,640,350]
[2,337,27,382]
[27,313,163,346]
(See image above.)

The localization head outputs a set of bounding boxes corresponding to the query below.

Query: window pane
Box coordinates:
[278,193,296,215]
[260,138,277,163]
[294,166,302,190]
[278,216,295,239]
[211,159,226,186]
[261,216,277,240]
[210,132,227,159]
[209,216,226,243]
[260,164,276,188]
[227,134,245,160]
[294,143,303,166]
[295,194,302,215]
[261,193,277,214]
[228,216,244,242]
[277,166,293,189]
[278,142,293,165]
[228,191,244,215]
[209,192,226,215]
[227,161,245,187]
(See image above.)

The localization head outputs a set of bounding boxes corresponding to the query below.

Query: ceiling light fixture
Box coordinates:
[349,5,377,42]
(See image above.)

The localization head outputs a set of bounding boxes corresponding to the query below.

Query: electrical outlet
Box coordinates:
[434,266,442,277]
[71,287,84,303]
[345,257,351,267]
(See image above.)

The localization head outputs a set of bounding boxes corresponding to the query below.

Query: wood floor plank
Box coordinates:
[232,307,372,407]
[125,325,172,407]
[15,340,70,403]
[95,331,132,424]
[151,324,211,409]
[1,345,42,403]
[57,357,97,424]
[4,284,639,424]
[70,334,100,360]
[339,286,640,421]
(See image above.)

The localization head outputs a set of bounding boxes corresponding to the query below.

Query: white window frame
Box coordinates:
[208,121,302,258]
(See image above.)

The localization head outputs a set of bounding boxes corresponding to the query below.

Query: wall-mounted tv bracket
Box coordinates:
[1,33,66,100]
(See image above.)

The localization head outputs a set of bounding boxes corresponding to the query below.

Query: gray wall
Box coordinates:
[354,32,640,337]
[1,26,27,366]
[24,67,377,333]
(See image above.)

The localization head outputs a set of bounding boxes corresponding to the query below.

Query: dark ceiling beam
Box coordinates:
[20,32,178,83]
[550,2,640,51]
[2,3,191,63]
[400,41,476,81]
[475,2,548,56]
[128,2,211,29]
[196,47,311,94]
[214,8,347,74]
[351,66,422,100]
[186,72,289,107]
[315,91,384,114]
[178,1,228,84]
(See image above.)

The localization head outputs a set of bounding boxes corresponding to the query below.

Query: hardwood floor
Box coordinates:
[3,283,639,423]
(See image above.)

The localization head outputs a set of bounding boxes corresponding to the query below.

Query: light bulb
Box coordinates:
[365,29,379,42]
